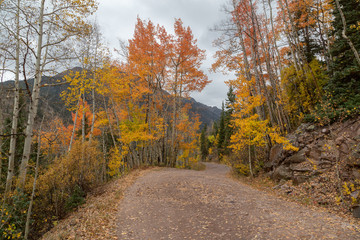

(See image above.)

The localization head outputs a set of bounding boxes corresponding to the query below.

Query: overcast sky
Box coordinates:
[96,0,234,108]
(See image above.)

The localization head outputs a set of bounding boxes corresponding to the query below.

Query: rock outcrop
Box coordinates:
[267,117,360,185]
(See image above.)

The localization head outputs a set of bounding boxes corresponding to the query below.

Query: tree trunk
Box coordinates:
[249,141,253,177]
[267,0,283,74]
[334,0,360,66]
[6,0,21,194]
[171,72,178,166]
[103,96,117,149]
[18,0,46,189]
[101,129,107,182]
[68,98,80,152]
[89,88,96,143]
[24,117,44,239]
[82,94,86,143]
[252,4,278,126]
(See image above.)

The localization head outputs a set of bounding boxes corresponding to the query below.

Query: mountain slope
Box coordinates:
[1,69,221,126]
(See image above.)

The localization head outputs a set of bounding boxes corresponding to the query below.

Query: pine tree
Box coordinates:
[217,103,226,159]
[216,86,236,159]
[200,124,209,161]
[327,0,360,114]
[224,86,235,153]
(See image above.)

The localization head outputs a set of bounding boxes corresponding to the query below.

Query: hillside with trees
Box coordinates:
[0,0,213,236]
[201,0,360,216]
[0,0,360,239]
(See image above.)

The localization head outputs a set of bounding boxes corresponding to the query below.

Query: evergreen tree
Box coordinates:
[216,86,236,159]
[224,86,235,153]
[200,124,209,161]
[217,103,226,159]
[327,0,360,114]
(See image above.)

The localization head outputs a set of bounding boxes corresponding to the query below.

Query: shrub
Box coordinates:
[32,140,102,235]
[0,191,29,240]
[65,185,86,211]
[233,163,250,176]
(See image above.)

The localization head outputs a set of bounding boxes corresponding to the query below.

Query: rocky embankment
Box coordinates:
[266,116,360,211]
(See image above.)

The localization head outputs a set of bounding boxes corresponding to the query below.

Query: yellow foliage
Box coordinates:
[234,163,250,176]
[37,140,102,217]
[175,108,200,167]
[281,59,328,122]
[228,71,298,153]
[108,147,125,177]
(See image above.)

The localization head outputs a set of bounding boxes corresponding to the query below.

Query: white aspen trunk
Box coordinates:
[315,0,331,71]
[251,3,277,126]
[278,0,300,71]
[89,31,99,143]
[335,0,360,66]
[231,0,264,119]
[249,141,253,177]
[89,88,96,142]
[24,117,44,239]
[103,96,117,148]
[232,0,251,82]
[68,97,80,152]
[171,66,178,166]
[267,0,283,74]
[18,0,46,189]
[80,94,86,187]
[232,7,267,119]
[101,129,107,182]
[248,0,267,122]
[283,0,321,91]
[5,0,21,194]
[110,94,121,136]
[266,0,291,130]
[82,94,86,143]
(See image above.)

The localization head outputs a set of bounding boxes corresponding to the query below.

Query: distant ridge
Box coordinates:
[1,68,221,126]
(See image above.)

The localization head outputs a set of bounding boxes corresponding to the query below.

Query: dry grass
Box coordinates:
[41,167,157,240]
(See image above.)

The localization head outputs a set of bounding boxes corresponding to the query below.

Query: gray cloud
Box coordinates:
[96,0,233,108]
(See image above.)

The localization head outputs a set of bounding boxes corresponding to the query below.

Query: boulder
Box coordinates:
[282,148,307,165]
[308,148,321,160]
[320,150,337,162]
[272,165,292,180]
[269,144,284,166]
[264,161,274,172]
[292,175,309,185]
[317,160,334,170]
[290,162,313,172]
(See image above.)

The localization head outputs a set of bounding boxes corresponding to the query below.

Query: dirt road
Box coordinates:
[117,163,359,239]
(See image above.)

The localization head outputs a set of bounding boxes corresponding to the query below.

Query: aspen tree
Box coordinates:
[5,0,21,195]
[18,0,98,189]
[168,19,209,165]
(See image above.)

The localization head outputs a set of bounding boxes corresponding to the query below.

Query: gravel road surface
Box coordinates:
[117,163,359,239]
